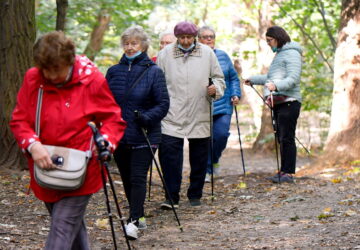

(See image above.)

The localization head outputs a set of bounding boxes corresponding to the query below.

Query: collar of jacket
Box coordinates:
[173,41,202,59]
[119,52,152,66]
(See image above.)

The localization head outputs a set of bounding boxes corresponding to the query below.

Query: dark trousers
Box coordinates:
[114,144,153,220]
[159,134,209,203]
[207,114,231,173]
[45,195,92,250]
[273,101,301,174]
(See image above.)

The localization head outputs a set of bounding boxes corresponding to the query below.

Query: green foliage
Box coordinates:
[36,0,174,70]
[36,0,341,114]
[273,0,341,113]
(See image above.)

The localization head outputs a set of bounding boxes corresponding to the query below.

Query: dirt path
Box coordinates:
[0,146,359,249]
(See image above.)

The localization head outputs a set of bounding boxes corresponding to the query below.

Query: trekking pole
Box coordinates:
[147,161,153,201]
[234,105,246,176]
[88,122,131,250]
[269,92,281,184]
[248,83,311,155]
[134,111,183,232]
[208,78,215,201]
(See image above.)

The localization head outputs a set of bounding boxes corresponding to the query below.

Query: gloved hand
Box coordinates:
[134,110,150,128]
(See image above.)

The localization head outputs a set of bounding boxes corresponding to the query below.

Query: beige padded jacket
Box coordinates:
[157,42,225,138]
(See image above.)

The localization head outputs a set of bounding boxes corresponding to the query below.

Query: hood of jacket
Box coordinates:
[279,41,303,55]
[39,55,100,90]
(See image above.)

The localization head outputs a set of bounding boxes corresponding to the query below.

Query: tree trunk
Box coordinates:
[0,0,36,169]
[251,0,275,151]
[56,0,68,31]
[252,105,274,152]
[83,10,111,61]
[322,0,360,163]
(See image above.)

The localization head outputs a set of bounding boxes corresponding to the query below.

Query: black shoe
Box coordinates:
[160,200,179,210]
[189,199,201,207]
[268,173,294,183]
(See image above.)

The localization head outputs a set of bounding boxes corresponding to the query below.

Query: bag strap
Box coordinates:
[35,87,93,158]
[120,64,152,105]
[35,88,44,136]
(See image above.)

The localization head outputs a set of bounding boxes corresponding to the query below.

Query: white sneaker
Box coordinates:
[213,163,220,176]
[125,221,139,240]
[205,173,211,183]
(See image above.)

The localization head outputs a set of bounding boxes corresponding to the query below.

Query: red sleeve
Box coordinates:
[10,69,40,153]
[87,74,126,151]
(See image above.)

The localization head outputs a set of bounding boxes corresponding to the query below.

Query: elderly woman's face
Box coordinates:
[124,38,142,57]
[177,34,195,49]
[42,64,71,84]
[198,30,215,49]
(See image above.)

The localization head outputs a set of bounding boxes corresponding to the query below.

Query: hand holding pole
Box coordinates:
[88,122,131,249]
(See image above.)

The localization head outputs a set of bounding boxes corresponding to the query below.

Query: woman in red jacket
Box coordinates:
[10,31,126,249]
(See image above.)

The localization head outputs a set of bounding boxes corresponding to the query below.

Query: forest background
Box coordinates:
[0,0,359,170]
[0,0,360,249]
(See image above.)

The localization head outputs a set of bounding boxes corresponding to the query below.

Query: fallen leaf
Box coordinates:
[290,215,300,221]
[95,218,109,230]
[344,209,357,217]
[331,178,342,183]
[323,207,332,213]
[236,182,247,189]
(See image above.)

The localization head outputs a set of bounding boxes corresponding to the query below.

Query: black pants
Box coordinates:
[159,134,209,203]
[114,144,153,220]
[273,101,301,174]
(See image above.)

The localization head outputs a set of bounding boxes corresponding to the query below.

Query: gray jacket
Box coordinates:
[249,41,303,102]
[157,42,225,138]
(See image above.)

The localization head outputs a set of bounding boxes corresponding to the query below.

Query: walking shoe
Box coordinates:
[268,172,294,183]
[189,198,201,207]
[160,200,179,210]
[213,163,220,176]
[125,221,139,240]
[138,217,147,230]
[205,173,211,183]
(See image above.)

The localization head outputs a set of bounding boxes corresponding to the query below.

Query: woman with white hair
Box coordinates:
[106,25,169,239]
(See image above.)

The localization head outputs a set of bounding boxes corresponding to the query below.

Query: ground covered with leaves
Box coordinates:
[1,148,360,249]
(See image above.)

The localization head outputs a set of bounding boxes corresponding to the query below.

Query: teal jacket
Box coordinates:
[249,41,303,102]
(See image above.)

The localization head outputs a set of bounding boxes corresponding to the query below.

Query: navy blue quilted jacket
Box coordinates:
[106,52,169,145]
[213,49,241,115]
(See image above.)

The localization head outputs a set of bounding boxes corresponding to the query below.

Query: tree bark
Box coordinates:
[83,10,111,61]
[323,0,360,163]
[251,0,275,152]
[0,0,36,169]
[56,0,68,31]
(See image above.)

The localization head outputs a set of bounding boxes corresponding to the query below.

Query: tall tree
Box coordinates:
[83,9,111,61]
[249,0,275,152]
[0,0,36,169]
[323,0,360,163]
[56,0,68,31]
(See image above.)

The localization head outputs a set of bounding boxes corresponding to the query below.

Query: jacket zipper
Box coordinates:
[128,62,132,71]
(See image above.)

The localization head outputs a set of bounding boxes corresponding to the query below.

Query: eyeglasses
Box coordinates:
[200,35,215,40]
[266,38,275,43]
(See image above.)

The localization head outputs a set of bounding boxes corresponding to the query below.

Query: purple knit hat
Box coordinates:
[174,21,198,36]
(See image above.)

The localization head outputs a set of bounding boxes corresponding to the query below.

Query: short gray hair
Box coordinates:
[159,30,174,40]
[120,25,150,52]
[198,25,216,38]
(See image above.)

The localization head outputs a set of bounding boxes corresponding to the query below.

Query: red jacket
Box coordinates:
[10,55,127,202]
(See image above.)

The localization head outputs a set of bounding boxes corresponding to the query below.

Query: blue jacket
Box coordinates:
[213,49,241,115]
[249,42,302,102]
[106,52,169,145]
